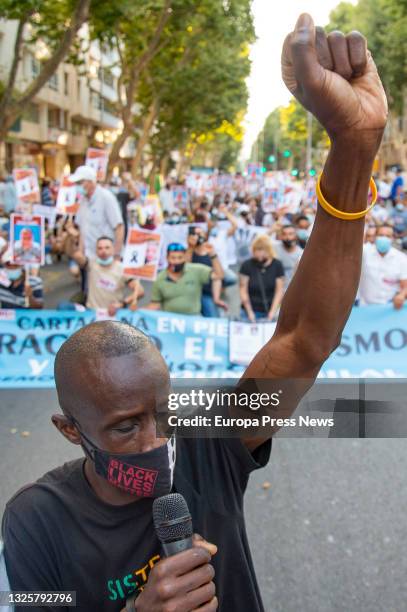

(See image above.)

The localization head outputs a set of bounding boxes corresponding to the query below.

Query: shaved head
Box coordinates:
[54,321,166,416]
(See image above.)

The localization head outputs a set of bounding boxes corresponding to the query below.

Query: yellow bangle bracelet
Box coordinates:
[316,174,377,221]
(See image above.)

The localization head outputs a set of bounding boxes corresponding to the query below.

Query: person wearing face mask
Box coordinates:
[359,224,407,309]
[148,243,221,315]
[390,198,407,238]
[70,166,124,259]
[186,226,226,316]
[66,234,143,315]
[273,224,303,288]
[295,215,311,249]
[0,15,391,612]
[240,235,285,322]
[0,249,43,309]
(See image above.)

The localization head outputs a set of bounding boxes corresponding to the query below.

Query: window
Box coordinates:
[23,103,40,124]
[103,98,118,116]
[91,91,102,110]
[48,107,62,129]
[31,55,41,79]
[64,72,69,96]
[48,73,59,91]
[71,120,88,136]
[98,66,115,88]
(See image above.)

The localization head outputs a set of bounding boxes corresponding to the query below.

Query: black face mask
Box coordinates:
[70,417,176,498]
[282,239,295,248]
[170,262,185,273]
[254,257,268,267]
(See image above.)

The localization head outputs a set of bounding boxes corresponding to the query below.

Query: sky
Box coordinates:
[241,0,358,160]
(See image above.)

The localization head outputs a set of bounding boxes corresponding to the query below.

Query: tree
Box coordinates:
[327,0,407,112]
[130,0,254,177]
[252,99,327,171]
[0,0,91,142]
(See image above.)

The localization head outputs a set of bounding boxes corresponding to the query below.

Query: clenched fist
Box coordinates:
[282,14,388,147]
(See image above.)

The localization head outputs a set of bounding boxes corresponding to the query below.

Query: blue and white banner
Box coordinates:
[0,305,405,388]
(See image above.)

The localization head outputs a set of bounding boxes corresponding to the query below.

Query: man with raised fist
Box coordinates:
[2,14,387,612]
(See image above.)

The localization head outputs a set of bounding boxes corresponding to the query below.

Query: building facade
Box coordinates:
[0,21,129,179]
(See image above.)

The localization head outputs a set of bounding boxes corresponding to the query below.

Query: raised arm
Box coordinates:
[241,14,387,445]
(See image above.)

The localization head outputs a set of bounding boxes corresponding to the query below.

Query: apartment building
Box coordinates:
[0,21,127,179]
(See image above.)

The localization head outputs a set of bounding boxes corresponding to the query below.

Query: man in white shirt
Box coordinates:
[273,224,303,288]
[159,179,176,215]
[359,224,407,308]
[70,166,124,258]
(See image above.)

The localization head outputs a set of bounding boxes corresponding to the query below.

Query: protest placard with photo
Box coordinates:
[172,185,188,207]
[123,228,162,281]
[85,148,109,182]
[10,213,45,266]
[56,176,79,214]
[246,163,262,180]
[13,169,40,207]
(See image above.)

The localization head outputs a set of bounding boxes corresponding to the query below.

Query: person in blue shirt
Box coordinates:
[391,199,407,237]
[390,169,404,206]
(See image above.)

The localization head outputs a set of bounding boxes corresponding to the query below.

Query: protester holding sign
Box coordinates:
[66,234,143,315]
[70,166,124,258]
[240,235,285,322]
[0,249,43,309]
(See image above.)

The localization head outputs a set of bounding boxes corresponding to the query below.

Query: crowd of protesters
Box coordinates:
[0,165,406,317]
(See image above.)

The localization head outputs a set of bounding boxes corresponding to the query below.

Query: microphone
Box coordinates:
[153,493,193,557]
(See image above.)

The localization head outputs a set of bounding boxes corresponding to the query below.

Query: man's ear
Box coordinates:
[51,414,82,445]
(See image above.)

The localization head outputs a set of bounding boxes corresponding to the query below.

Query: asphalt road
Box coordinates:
[1,392,406,612]
[1,262,406,611]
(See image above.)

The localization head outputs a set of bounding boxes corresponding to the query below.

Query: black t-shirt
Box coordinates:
[192,252,213,295]
[240,258,284,313]
[2,437,271,612]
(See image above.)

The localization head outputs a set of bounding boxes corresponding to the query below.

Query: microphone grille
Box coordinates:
[153,493,193,542]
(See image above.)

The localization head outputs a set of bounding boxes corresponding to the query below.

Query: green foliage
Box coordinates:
[252,99,327,170]
[138,0,254,167]
[327,0,407,112]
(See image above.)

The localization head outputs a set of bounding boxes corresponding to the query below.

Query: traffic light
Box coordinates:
[283,149,291,158]
[261,166,266,173]
[291,169,299,177]
[268,154,276,163]
[309,168,316,176]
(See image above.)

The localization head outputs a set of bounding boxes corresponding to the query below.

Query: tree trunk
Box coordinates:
[106,0,171,179]
[106,123,132,179]
[131,99,159,178]
[160,154,169,178]
[0,0,91,142]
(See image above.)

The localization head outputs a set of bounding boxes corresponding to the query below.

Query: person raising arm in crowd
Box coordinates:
[65,232,143,316]
[186,226,226,317]
[1,15,389,612]
[148,243,223,315]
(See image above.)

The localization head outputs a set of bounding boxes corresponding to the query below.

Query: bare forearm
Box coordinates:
[211,255,224,279]
[114,224,124,255]
[277,135,381,361]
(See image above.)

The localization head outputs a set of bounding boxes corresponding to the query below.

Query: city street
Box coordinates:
[0,264,406,612]
[1,390,406,612]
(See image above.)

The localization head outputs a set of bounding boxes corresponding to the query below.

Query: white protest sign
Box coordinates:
[229,320,277,366]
